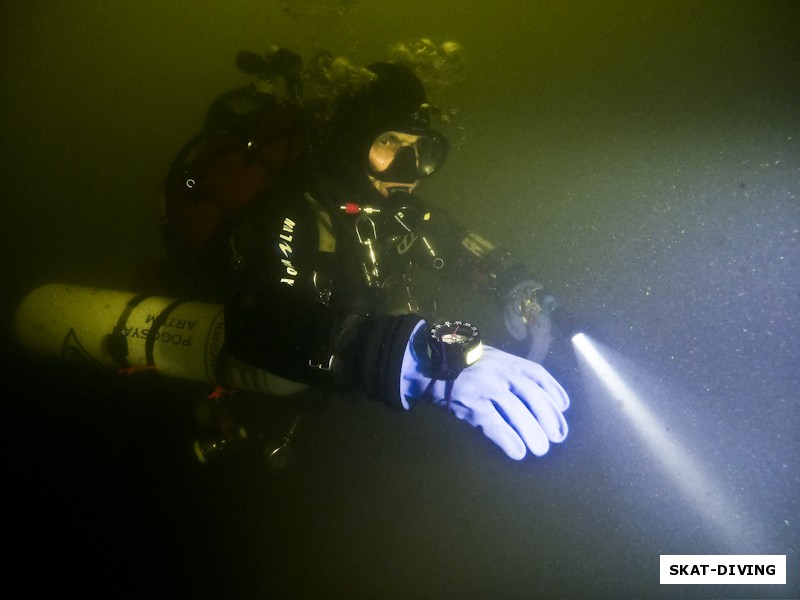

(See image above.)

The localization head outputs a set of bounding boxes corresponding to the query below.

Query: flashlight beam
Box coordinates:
[572,333,762,550]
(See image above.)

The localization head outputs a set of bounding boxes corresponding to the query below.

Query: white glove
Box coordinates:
[400,322,569,460]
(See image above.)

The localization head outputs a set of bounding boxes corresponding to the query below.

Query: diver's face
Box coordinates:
[367,131,420,197]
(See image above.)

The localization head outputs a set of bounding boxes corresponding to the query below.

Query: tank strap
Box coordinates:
[105,293,150,368]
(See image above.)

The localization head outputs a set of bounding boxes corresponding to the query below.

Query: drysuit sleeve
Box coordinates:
[222,188,423,408]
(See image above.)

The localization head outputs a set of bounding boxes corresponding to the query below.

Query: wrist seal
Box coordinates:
[353,313,425,410]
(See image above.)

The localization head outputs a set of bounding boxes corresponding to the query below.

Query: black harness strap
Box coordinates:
[105,293,150,368]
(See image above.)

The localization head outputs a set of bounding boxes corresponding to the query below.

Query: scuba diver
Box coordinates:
[160,46,569,461]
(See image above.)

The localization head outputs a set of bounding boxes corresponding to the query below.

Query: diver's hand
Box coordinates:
[400,326,569,460]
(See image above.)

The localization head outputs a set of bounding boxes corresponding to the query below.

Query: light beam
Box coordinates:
[572,333,763,550]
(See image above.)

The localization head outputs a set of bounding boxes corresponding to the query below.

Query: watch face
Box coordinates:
[430,321,479,345]
[429,321,482,378]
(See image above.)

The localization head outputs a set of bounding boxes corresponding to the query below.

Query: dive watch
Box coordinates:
[425,320,482,410]
[428,320,482,379]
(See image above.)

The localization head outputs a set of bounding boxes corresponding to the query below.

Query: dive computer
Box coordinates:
[425,320,482,410]
[428,320,482,378]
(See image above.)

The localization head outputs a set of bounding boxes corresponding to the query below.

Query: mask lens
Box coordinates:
[415,131,448,177]
[369,131,449,182]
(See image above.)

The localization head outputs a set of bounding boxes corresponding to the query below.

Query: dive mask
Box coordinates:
[368,130,448,183]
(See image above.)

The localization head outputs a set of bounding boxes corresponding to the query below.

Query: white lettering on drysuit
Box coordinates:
[278,217,298,286]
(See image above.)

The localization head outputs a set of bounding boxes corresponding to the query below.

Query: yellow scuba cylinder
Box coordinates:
[14,283,307,396]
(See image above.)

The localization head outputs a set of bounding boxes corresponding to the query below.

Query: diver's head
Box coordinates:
[327,62,449,197]
[367,128,448,196]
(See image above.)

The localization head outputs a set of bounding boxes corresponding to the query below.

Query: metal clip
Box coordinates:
[355,215,381,286]
[355,214,377,245]
[312,271,332,306]
[229,236,245,271]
